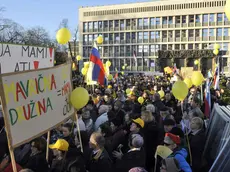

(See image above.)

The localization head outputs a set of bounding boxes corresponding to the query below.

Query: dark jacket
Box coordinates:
[115,149,146,172]
[24,152,49,172]
[143,121,159,171]
[63,135,76,149]
[189,129,205,172]
[88,149,112,172]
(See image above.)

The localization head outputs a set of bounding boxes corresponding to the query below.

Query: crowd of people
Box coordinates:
[0,73,227,172]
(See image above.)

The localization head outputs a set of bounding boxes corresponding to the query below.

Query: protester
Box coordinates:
[160,157,180,172]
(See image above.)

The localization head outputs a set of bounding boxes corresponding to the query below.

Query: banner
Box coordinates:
[0,64,74,147]
[0,43,54,74]
[181,67,193,78]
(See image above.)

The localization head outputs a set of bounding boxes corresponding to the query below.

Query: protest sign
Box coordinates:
[181,67,194,79]
[0,63,74,148]
[0,43,54,74]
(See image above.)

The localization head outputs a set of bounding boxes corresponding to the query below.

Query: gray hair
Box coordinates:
[146,104,156,113]
[131,134,144,148]
[191,117,203,129]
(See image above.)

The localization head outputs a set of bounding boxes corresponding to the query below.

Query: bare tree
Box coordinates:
[23,26,53,46]
[0,19,25,43]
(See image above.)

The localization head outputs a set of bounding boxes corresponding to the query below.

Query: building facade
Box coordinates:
[79,0,230,74]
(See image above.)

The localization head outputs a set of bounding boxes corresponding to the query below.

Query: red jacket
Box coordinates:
[3,163,22,172]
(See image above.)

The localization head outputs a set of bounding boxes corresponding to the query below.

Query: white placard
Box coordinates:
[0,43,54,74]
[0,64,74,147]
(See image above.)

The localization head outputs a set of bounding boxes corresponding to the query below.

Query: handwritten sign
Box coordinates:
[0,43,54,74]
[0,64,74,147]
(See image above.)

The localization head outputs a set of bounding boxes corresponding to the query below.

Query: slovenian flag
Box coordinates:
[213,64,220,90]
[88,42,106,85]
[204,78,212,117]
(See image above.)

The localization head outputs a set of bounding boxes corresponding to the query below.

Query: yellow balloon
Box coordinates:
[122,66,125,70]
[138,97,144,104]
[214,44,221,50]
[97,35,103,44]
[84,62,90,68]
[213,49,219,55]
[56,28,71,45]
[121,71,124,75]
[191,71,204,86]
[81,68,87,75]
[54,60,56,64]
[194,60,199,65]
[225,1,230,20]
[158,90,165,98]
[126,88,131,94]
[76,55,81,61]
[184,78,193,88]
[108,74,113,80]
[70,87,89,110]
[108,85,112,89]
[106,61,111,67]
[172,81,188,101]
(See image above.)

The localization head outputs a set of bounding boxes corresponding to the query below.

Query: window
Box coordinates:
[88,34,93,42]
[115,33,120,41]
[168,31,173,38]
[109,33,113,41]
[150,32,155,39]
[224,28,229,36]
[217,28,222,36]
[138,45,143,53]
[182,16,186,23]
[109,20,113,28]
[138,19,143,27]
[175,44,180,50]
[126,33,130,40]
[189,15,194,23]
[175,16,180,24]
[188,30,194,37]
[162,31,167,38]
[83,22,88,32]
[156,31,160,38]
[103,21,108,28]
[132,32,136,39]
[120,33,124,40]
[195,44,200,49]
[144,32,148,39]
[115,20,119,27]
[209,14,215,22]
[196,15,201,23]
[138,32,143,40]
[144,18,148,26]
[217,13,223,22]
[162,45,167,50]
[104,34,109,41]
[202,29,208,37]
[203,14,208,23]
[188,44,193,49]
[162,17,167,24]
[93,34,98,40]
[223,43,228,50]
[209,28,214,36]
[150,18,155,26]
[83,35,87,43]
[126,19,130,27]
[156,45,160,51]
[182,30,186,37]
[181,44,185,50]
[156,17,160,25]
[169,16,173,24]
[120,20,124,29]
[150,45,155,52]
[93,22,98,30]
[143,45,148,52]
[195,29,200,37]
[99,21,102,29]
[168,44,172,50]
[88,22,93,30]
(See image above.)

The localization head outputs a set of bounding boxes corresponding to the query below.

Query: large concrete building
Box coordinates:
[78,0,229,74]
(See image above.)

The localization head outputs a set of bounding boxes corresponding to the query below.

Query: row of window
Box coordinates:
[83,13,229,32]
[83,43,229,57]
[83,1,225,17]
[83,28,229,43]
